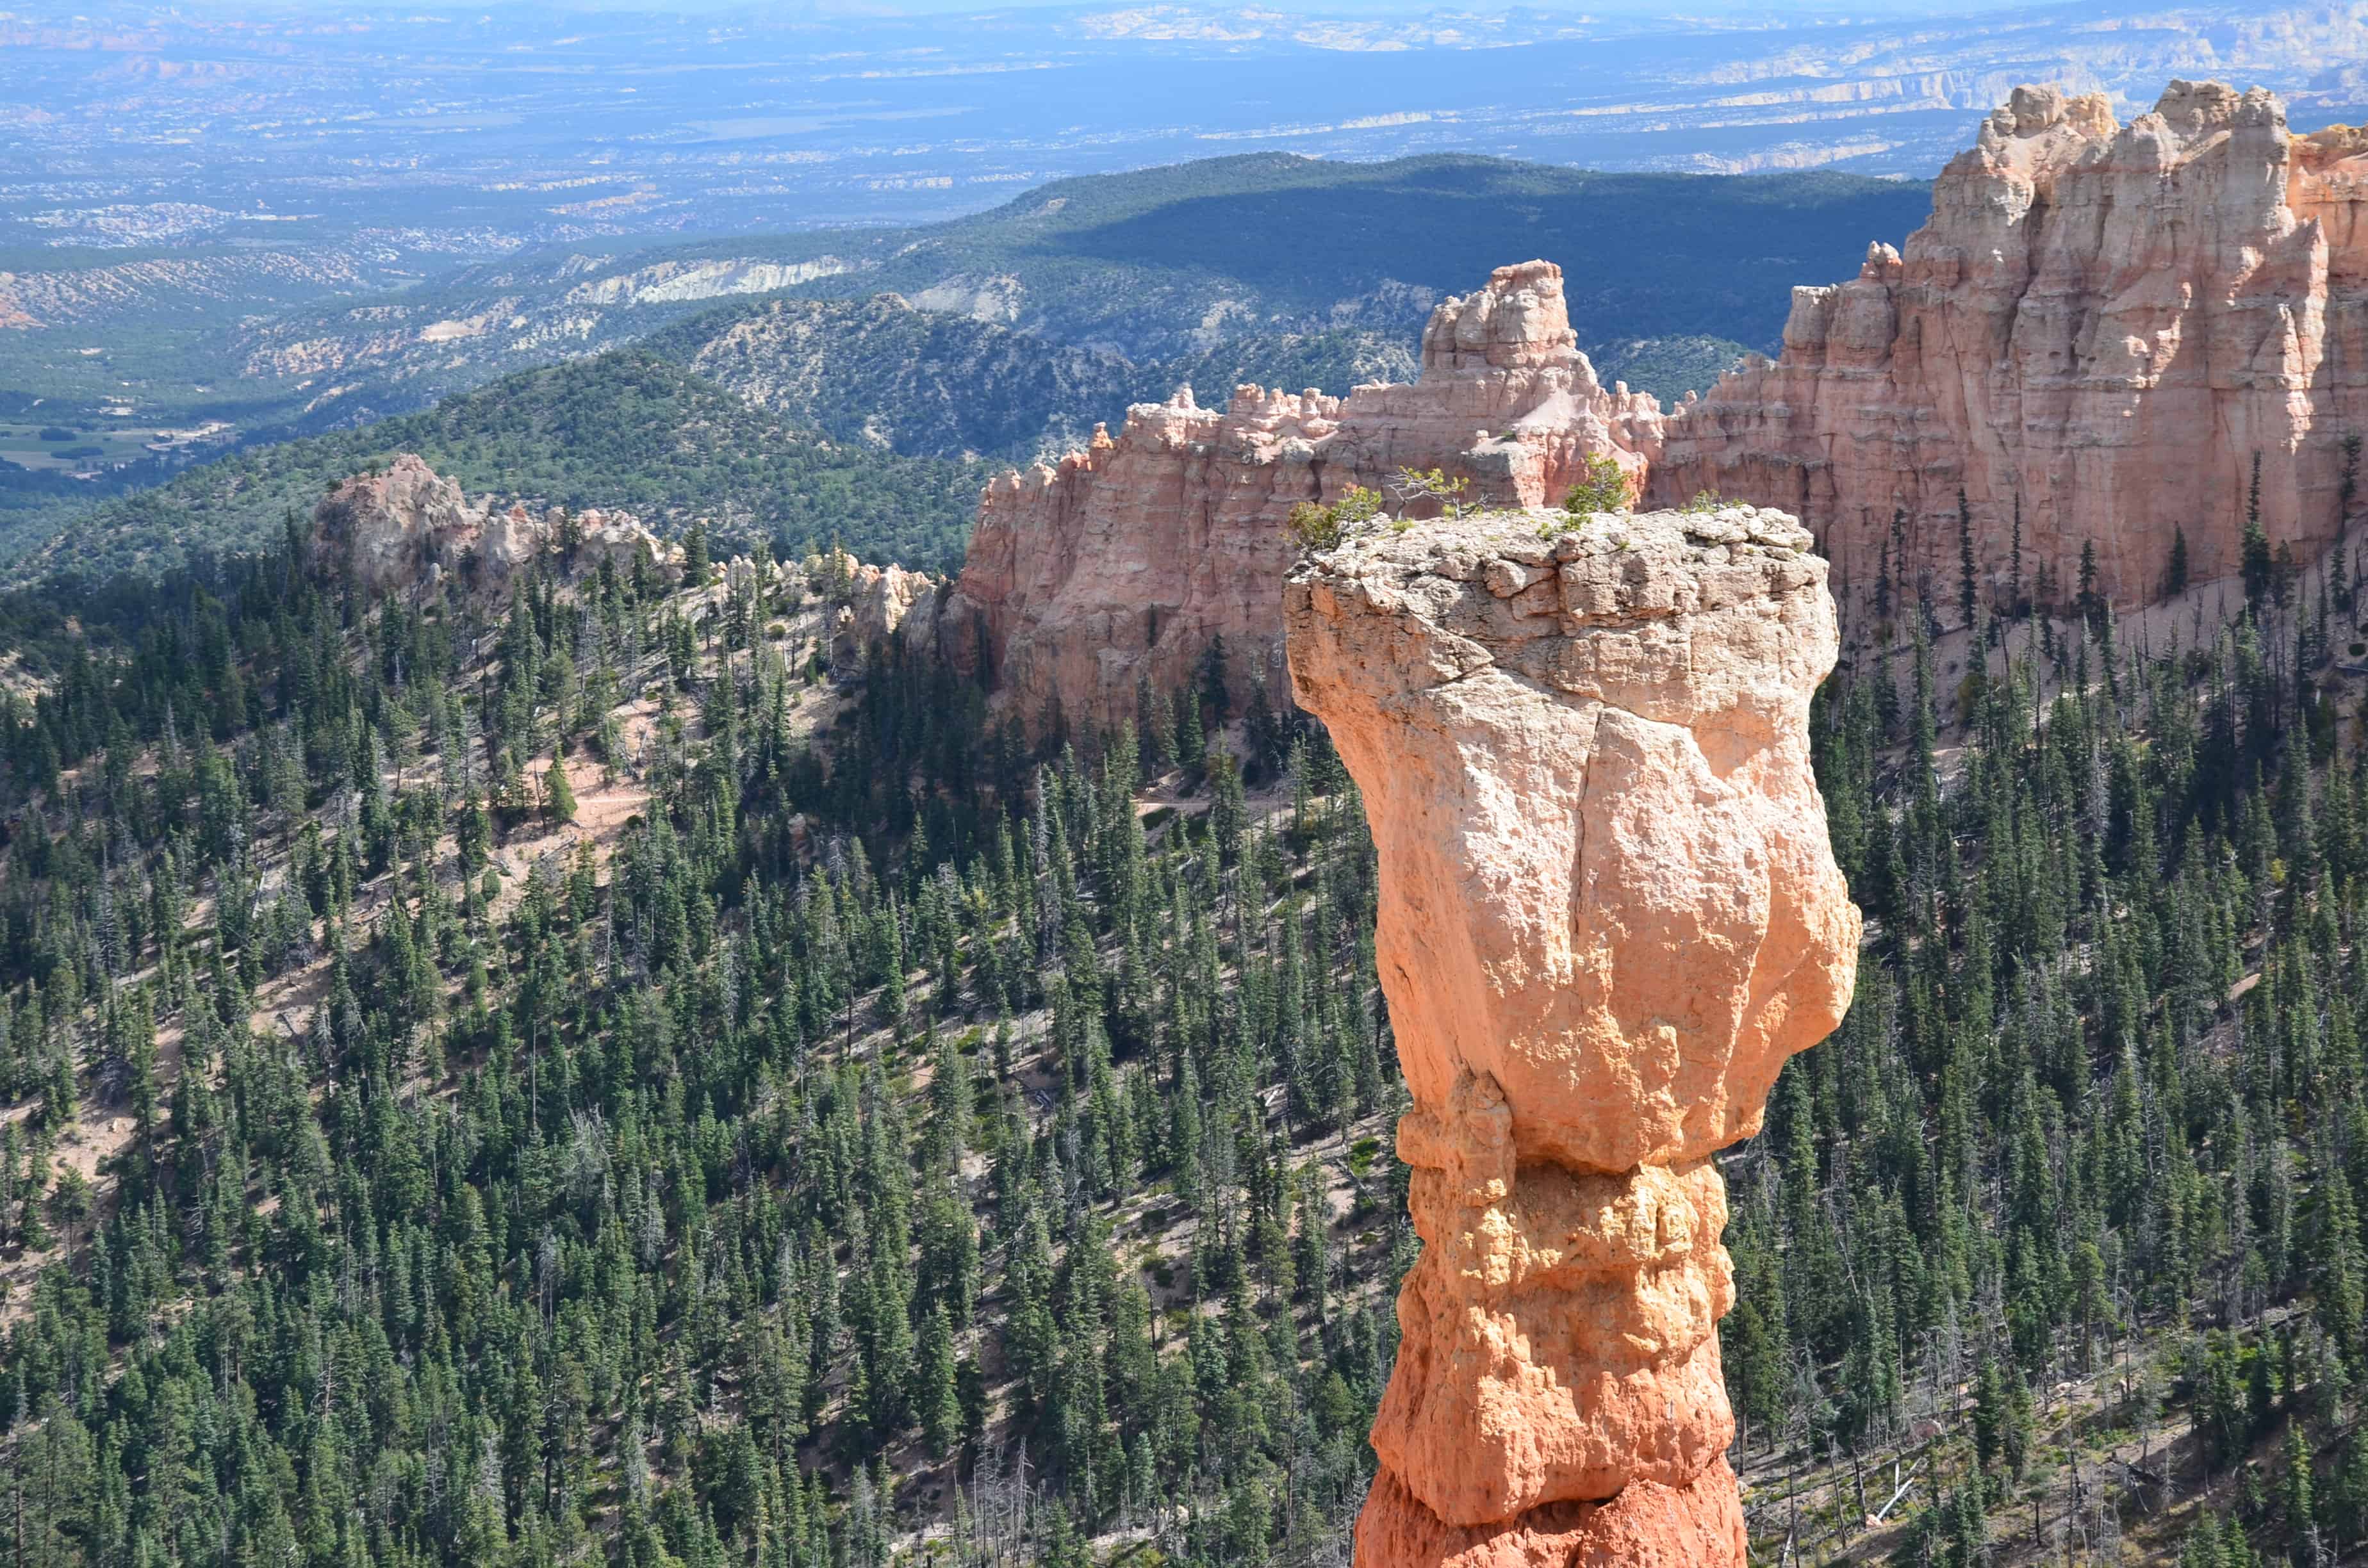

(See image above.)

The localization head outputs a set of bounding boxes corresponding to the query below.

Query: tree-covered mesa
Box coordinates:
[0,530,1406,1568]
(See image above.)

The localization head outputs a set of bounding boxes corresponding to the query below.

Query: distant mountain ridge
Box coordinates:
[179,152,1934,435]
[6,151,1927,569]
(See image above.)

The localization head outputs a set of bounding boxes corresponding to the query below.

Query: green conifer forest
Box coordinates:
[0,500,2352,1565]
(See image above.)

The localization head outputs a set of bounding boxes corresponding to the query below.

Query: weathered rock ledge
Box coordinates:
[311,453,675,600]
[917,261,1663,733]
[1658,78,2368,612]
[1285,505,1860,1567]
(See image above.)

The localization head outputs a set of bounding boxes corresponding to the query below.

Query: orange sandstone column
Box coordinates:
[1285,505,1861,1567]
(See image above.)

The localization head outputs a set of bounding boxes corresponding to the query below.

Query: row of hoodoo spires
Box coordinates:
[905,79,2368,740]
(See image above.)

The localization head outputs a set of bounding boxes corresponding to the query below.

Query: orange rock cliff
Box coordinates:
[915,78,2368,728]
[916,260,1663,731]
[1283,506,1861,1566]
[1659,78,2368,610]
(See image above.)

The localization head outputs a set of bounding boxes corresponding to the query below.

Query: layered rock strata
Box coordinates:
[1284,505,1860,1567]
[313,453,673,600]
[1656,79,2368,610]
[924,261,1662,731]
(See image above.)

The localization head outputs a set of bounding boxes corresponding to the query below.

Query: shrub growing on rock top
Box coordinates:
[1386,466,1474,521]
[1561,452,1631,517]
[1284,484,1384,552]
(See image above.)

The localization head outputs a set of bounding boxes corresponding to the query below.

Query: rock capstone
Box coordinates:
[1284,505,1860,1567]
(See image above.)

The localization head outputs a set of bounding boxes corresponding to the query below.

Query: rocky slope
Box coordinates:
[311,453,673,600]
[1657,79,2368,614]
[646,295,1135,462]
[1283,505,1859,1565]
[222,254,863,432]
[0,247,391,334]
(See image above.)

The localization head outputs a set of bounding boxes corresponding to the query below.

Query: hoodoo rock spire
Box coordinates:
[1285,505,1861,1565]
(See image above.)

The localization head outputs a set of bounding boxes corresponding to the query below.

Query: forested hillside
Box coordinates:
[0,533,1404,1567]
[1731,547,2368,1565]
[648,296,1435,464]
[19,355,987,584]
[2,466,2365,1565]
[645,298,1136,464]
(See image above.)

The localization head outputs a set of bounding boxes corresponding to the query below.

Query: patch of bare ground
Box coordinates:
[249,954,334,1043]
[0,1120,131,1324]
[0,650,48,704]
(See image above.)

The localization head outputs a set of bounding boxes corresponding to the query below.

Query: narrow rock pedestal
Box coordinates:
[1285,506,1861,1567]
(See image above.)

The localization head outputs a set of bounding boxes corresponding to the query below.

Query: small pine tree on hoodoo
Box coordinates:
[1283,485,1383,552]
[1561,453,1629,518]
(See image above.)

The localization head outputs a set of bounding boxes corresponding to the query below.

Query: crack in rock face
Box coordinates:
[1285,505,1859,1567]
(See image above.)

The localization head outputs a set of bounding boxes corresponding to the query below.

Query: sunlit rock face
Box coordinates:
[1657,79,2368,616]
[311,453,670,599]
[938,78,2368,736]
[1285,506,1859,1568]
